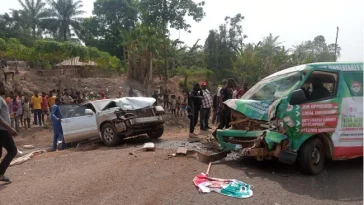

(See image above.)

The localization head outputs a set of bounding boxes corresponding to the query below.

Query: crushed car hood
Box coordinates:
[103,97,156,111]
[224,99,274,121]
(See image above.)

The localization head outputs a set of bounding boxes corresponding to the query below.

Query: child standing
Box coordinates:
[9,95,20,132]
[170,95,177,116]
[180,94,188,117]
[17,92,24,128]
[176,96,181,116]
[23,97,31,129]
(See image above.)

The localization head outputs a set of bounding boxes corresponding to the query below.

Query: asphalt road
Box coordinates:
[0,138,362,205]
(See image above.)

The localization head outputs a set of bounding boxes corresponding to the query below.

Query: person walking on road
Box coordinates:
[51,98,65,151]
[200,81,213,131]
[188,83,203,138]
[0,81,18,183]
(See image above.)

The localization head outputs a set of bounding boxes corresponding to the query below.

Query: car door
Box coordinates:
[59,104,99,143]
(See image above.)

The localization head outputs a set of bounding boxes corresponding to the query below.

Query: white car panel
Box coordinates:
[62,113,99,143]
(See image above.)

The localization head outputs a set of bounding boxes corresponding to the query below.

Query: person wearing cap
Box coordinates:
[213,78,236,138]
[188,83,203,138]
[200,81,213,131]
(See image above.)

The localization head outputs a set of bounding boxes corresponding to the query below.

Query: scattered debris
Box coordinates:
[176,147,188,155]
[129,143,156,156]
[193,151,229,163]
[142,143,156,151]
[188,138,201,143]
[193,163,253,199]
[129,152,138,158]
[168,153,176,158]
[23,145,35,149]
[10,150,47,167]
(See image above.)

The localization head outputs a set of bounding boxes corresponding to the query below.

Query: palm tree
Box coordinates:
[17,0,50,38]
[43,0,85,41]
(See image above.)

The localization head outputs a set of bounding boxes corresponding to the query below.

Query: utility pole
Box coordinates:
[334,27,339,61]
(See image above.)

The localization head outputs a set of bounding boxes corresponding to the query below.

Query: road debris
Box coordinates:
[23,145,35,149]
[129,143,156,156]
[176,147,188,155]
[193,163,253,199]
[188,138,201,143]
[10,150,47,167]
[142,143,156,151]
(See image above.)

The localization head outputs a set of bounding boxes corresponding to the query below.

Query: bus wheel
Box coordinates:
[299,138,325,175]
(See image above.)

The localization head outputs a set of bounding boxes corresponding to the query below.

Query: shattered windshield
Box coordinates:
[242,71,302,101]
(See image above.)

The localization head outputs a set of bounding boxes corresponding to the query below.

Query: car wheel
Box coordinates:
[299,137,325,175]
[147,126,164,139]
[101,123,120,146]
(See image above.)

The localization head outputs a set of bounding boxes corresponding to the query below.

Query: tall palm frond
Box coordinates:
[42,0,85,41]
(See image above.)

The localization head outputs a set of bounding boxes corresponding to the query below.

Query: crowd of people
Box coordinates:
[186,79,248,138]
[3,89,109,131]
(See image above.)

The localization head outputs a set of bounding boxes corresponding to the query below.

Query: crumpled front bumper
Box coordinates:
[216,129,288,157]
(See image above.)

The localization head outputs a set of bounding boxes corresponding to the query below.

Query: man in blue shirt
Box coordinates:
[51,98,65,151]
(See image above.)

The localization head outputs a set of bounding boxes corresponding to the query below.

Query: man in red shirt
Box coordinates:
[100,92,106,100]
[41,92,49,126]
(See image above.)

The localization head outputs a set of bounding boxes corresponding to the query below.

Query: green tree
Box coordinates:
[139,0,205,91]
[290,35,340,64]
[0,10,33,45]
[204,14,246,83]
[81,0,139,59]
[17,0,50,38]
[43,0,85,41]
[127,23,164,94]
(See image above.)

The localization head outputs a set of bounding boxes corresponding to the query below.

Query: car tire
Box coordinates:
[147,126,164,139]
[101,123,121,146]
[299,137,325,175]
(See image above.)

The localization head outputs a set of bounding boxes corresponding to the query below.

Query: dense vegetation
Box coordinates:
[0,0,340,93]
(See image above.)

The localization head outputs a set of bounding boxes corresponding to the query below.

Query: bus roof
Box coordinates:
[263,62,363,80]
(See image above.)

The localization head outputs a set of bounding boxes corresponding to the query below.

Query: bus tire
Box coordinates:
[299,137,325,175]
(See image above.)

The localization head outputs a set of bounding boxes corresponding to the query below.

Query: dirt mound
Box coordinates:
[4,70,184,98]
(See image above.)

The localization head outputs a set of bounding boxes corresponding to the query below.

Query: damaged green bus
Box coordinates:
[217,62,363,175]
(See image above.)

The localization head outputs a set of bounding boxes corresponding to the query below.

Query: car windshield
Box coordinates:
[242,71,303,101]
[92,100,112,111]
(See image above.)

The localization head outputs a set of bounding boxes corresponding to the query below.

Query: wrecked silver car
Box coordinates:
[59,97,165,146]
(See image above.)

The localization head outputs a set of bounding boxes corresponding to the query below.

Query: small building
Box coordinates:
[56,57,97,77]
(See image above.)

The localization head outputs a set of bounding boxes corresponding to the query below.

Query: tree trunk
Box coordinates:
[147,52,153,96]
[32,25,36,38]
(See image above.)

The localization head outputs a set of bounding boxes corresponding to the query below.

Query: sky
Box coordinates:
[0,0,363,61]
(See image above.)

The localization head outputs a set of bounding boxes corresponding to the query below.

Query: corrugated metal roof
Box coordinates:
[56,57,97,66]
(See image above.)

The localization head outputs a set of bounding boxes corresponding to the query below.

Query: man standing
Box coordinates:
[188,83,203,138]
[51,98,65,151]
[100,92,106,100]
[200,82,213,131]
[0,81,18,182]
[48,91,56,110]
[213,78,236,138]
[41,92,49,126]
[62,90,73,104]
[152,91,159,106]
[31,90,42,127]
[129,86,134,97]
